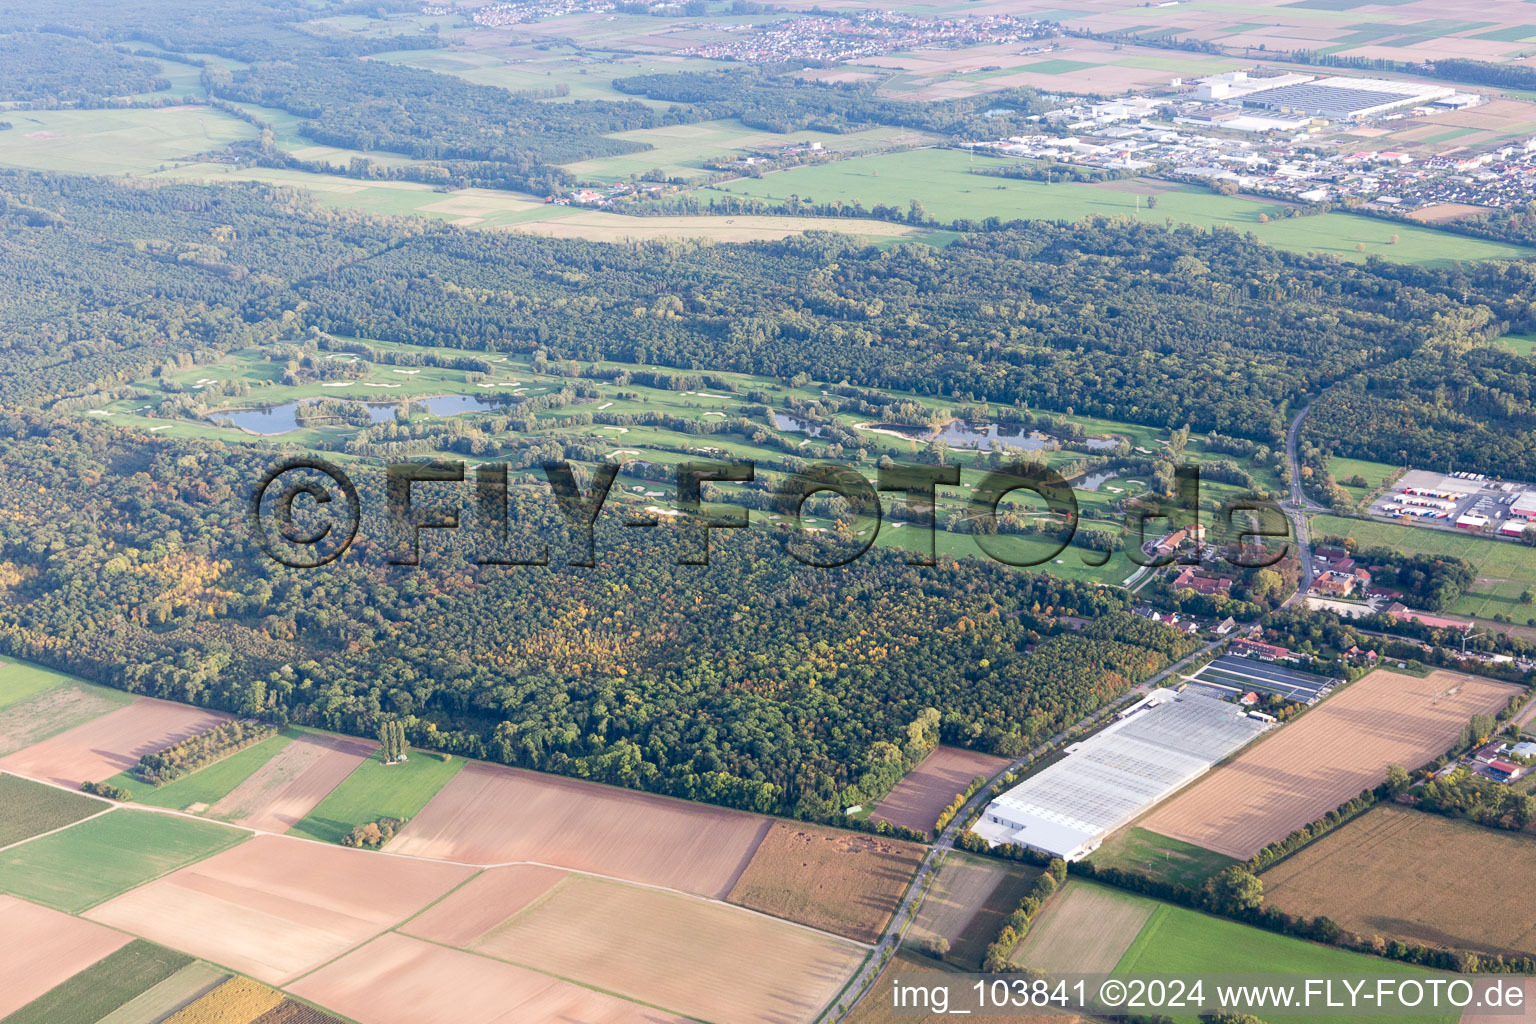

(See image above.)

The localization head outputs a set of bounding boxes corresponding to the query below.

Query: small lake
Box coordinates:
[212,394,504,435]
[933,421,1053,449]
[772,412,825,437]
[1075,471,1117,491]
[1083,437,1120,451]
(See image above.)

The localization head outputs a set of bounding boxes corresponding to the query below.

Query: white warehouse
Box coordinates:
[973,688,1270,860]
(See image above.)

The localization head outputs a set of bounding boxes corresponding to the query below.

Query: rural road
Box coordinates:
[823,639,1223,1021]
[1283,400,1327,603]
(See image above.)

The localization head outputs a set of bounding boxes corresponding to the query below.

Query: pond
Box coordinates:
[1075,471,1118,491]
[771,412,825,437]
[932,421,1053,449]
[211,394,505,435]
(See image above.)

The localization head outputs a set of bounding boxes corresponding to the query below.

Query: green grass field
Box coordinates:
[1116,902,1456,1024]
[1312,513,1536,622]
[0,810,245,912]
[0,940,193,1024]
[1495,332,1536,357]
[0,773,107,849]
[0,107,256,176]
[1325,456,1400,501]
[714,149,1533,266]
[1088,827,1237,891]
[288,749,465,844]
[0,658,85,711]
[100,729,298,812]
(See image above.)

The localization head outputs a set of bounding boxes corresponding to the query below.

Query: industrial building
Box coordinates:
[1240,76,1455,120]
[972,688,1271,860]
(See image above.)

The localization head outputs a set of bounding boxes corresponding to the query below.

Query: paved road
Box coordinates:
[1282,400,1329,604]
[824,639,1223,1021]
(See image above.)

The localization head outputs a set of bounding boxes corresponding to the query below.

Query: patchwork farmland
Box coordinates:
[0,896,132,1018]
[386,760,772,898]
[84,834,476,983]
[1262,805,1536,960]
[289,933,690,1024]
[206,732,374,832]
[0,698,229,789]
[407,870,865,1024]
[1140,669,1520,858]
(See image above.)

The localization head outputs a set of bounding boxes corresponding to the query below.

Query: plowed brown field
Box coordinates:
[84,835,474,983]
[289,933,689,1024]
[871,745,1007,835]
[209,733,373,833]
[0,698,229,788]
[0,894,132,1017]
[385,761,771,898]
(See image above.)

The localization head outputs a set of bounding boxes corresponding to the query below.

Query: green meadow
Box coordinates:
[714,149,1533,265]
[0,658,89,711]
[1089,827,1238,891]
[1116,901,1456,1024]
[0,810,244,912]
[289,749,465,844]
[100,729,298,813]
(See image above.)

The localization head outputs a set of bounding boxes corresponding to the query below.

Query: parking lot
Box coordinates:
[1182,655,1337,705]
[1368,469,1536,541]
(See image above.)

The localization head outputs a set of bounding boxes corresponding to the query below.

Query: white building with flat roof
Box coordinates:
[973,688,1270,860]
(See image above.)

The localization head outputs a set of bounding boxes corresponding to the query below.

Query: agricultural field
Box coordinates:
[410,871,866,1024]
[101,731,297,813]
[0,676,135,759]
[162,977,283,1024]
[1262,804,1536,960]
[906,852,1041,969]
[1115,898,1457,1024]
[1325,456,1401,503]
[1087,826,1238,892]
[204,732,373,833]
[558,117,929,182]
[84,834,474,984]
[93,962,229,1024]
[0,106,256,176]
[386,760,771,898]
[727,821,927,943]
[1010,881,1155,975]
[1314,514,1536,623]
[0,896,132,1018]
[510,208,924,244]
[289,932,691,1024]
[714,149,1533,266]
[1,940,192,1024]
[0,773,107,848]
[1140,669,1521,859]
[870,744,1008,835]
[0,697,229,789]
[0,810,245,912]
[0,659,92,711]
[288,747,464,845]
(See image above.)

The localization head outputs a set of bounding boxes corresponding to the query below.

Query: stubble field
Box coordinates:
[727,820,927,943]
[206,733,373,832]
[1140,669,1520,858]
[1261,804,1536,959]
